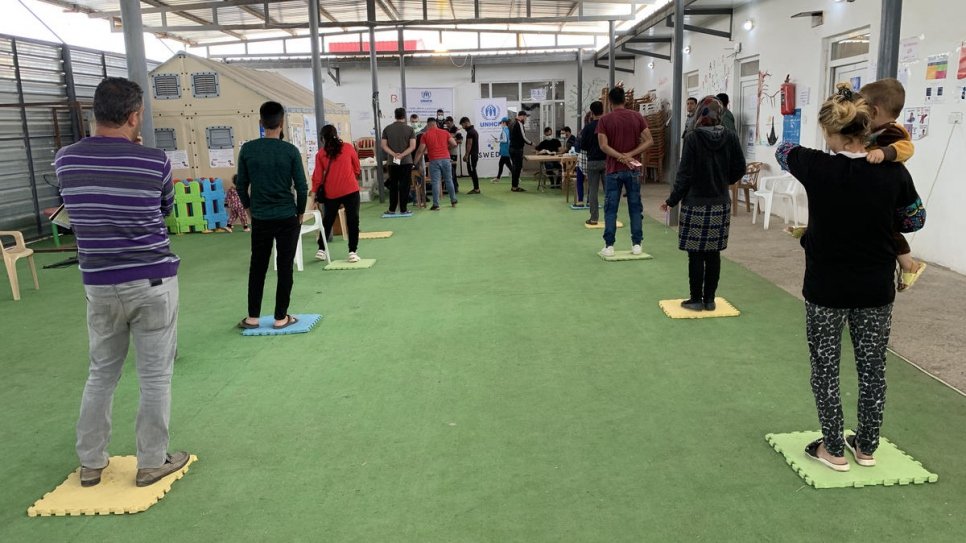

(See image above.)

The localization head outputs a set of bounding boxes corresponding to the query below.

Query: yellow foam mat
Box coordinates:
[359,231,393,239]
[659,297,740,319]
[585,221,623,229]
[28,455,197,517]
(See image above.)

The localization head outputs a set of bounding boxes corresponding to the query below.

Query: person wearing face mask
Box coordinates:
[409,113,421,131]
[535,126,563,187]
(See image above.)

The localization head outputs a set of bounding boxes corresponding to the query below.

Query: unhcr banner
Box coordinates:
[406,88,455,120]
[472,98,507,177]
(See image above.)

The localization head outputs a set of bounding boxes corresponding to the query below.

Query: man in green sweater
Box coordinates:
[235,101,308,330]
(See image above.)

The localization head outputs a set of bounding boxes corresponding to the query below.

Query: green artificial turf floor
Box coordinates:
[1,178,964,542]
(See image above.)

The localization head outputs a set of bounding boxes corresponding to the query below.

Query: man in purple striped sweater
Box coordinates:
[55,77,190,488]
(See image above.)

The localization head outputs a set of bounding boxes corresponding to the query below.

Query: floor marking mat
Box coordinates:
[585,221,623,229]
[381,212,413,219]
[359,231,393,239]
[324,259,376,270]
[599,250,654,262]
[766,431,938,489]
[241,314,323,336]
[658,297,740,319]
[28,455,197,517]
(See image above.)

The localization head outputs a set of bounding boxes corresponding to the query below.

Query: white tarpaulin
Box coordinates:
[406,88,455,120]
[472,98,507,177]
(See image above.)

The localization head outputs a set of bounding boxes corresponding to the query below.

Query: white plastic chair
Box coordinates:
[752,174,804,230]
[273,210,329,272]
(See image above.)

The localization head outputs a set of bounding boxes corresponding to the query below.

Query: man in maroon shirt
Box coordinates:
[597,86,653,256]
[414,118,458,210]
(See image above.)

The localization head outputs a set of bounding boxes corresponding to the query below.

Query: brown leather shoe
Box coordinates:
[135,452,190,487]
[79,460,108,487]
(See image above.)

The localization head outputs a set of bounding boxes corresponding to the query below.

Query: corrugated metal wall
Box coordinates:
[0,33,158,238]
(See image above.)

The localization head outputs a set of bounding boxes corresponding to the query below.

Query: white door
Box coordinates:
[832,62,869,94]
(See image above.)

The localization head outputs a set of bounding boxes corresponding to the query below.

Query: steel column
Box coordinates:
[119,0,156,147]
[309,0,326,130]
[11,39,43,236]
[877,0,902,79]
[367,1,385,202]
[608,20,616,87]
[668,0,685,189]
[61,46,83,143]
[398,28,407,109]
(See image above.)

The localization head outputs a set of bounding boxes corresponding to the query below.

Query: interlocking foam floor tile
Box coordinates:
[766,431,938,489]
[599,250,654,262]
[570,204,603,210]
[27,455,197,517]
[324,258,376,271]
[658,297,740,319]
[359,231,393,239]
[585,221,623,229]
[241,314,322,336]
[381,212,413,219]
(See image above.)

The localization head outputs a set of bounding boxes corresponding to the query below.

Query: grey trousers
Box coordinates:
[584,160,606,222]
[77,276,179,470]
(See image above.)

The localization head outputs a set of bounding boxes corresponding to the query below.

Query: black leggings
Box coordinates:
[496,155,512,178]
[319,191,360,253]
[688,250,721,302]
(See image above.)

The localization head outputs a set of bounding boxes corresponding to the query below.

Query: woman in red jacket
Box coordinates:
[311,124,362,263]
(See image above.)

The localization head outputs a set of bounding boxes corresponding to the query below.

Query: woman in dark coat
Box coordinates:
[660,96,746,311]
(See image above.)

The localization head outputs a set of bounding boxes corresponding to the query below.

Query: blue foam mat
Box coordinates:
[240,314,323,336]
[570,204,603,210]
[382,212,414,218]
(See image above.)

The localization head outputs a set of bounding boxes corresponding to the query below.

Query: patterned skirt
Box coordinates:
[678,202,731,252]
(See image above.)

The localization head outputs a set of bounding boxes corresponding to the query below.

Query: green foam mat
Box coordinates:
[765,431,938,489]
[599,250,653,261]
[324,258,376,270]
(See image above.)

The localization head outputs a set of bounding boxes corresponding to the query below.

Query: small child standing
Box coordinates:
[860,78,926,291]
[224,174,250,232]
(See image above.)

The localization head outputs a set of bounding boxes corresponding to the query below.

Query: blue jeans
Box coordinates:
[603,170,643,246]
[428,158,457,207]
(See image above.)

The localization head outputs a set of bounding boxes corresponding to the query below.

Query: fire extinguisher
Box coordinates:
[781,75,796,116]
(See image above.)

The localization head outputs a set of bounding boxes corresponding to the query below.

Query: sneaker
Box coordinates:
[347,252,361,263]
[704,300,717,311]
[631,244,642,255]
[430,205,440,211]
[845,435,876,466]
[804,439,850,472]
[491,178,500,183]
[135,451,191,487]
[451,201,458,207]
[680,299,705,311]
[599,246,615,257]
[79,460,108,487]
[511,187,527,192]
[468,189,480,194]
[314,250,327,261]
[585,219,598,226]
[384,210,396,215]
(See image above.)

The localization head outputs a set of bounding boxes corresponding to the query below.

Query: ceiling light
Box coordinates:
[648,61,655,69]
[684,45,691,54]
[743,19,755,31]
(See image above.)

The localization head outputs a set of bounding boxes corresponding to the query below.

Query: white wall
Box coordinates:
[631,0,966,273]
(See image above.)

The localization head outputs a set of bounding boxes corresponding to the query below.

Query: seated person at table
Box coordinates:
[535,126,563,187]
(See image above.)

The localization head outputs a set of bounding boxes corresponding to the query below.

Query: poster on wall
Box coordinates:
[782,109,802,145]
[472,97,507,177]
[850,76,863,92]
[165,150,190,170]
[926,54,949,80]
[959,42,966,79]
[900,36,921,64]
[903,107,930,140]
[898,66,912,87]
[925,84,946,104]
[405,88,455,120]
[304,114,318,177]
[957,85,966,102]
[209,148,235,168]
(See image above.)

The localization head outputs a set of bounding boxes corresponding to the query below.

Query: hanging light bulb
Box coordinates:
[743,19,755,31]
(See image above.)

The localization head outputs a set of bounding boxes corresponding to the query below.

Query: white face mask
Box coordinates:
[544,135,553,140]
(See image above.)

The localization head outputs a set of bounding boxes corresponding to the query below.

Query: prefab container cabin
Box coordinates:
[148,53,351,183]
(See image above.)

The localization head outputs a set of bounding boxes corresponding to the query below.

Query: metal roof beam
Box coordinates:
[665,14,731,40]
[239,3,297,36]
[225,50,590,69]
[209,43,596,59]
[621,45,670,61]
[135,0,246,41]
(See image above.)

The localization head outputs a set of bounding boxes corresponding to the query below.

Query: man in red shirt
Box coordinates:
[597,86,653,256]
[414,118,458,210]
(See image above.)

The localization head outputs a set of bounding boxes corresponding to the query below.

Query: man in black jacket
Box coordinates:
[508,110,532,192]
[580,101,607,224]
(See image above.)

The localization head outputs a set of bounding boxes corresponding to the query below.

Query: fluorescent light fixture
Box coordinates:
[743,19,755,31]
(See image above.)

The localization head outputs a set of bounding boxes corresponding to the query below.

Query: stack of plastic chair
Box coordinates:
[165,179,209,234]
[199,178,229,230]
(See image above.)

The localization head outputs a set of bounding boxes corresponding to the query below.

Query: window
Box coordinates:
[831,33,871,61]
[491,82,519,102]
[192,72,220,98]
[480,83,490,98]
[152,74,180,100]
[205,126,234,149]
[686,72,699,90]
[155,128,177,151]
[739,60,760,78]
[522,82,551,102]
[552,80,566,100]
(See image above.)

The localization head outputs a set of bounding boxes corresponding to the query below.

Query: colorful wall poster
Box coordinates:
[903,107,930,140]
[959,42,966,79]
[900,36,921,63]
[926,54,949,80]
[925,84,946,103]
[782,109,802,145]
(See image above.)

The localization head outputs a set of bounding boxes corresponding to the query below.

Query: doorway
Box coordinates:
[737,57,760,160]
[827,30,871,96]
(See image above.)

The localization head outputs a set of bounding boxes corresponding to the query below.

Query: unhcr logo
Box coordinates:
[420,90,432,102]
[481,104,500,120]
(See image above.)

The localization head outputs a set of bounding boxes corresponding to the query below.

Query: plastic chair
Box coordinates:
[272,210,328,272]
[1,230,39,301]
[752,174,804,230]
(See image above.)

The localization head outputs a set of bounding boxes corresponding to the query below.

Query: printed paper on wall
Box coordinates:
[165,150,190,170]
[926,54,949,80]
[903,107,930,140]
[900,37,921,64]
